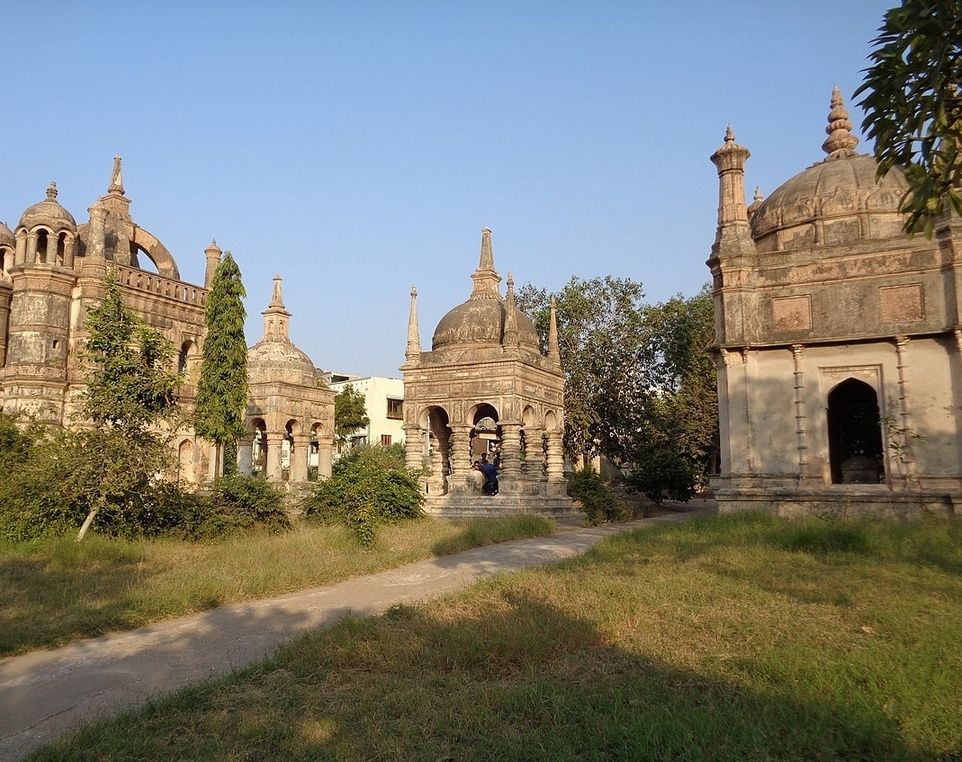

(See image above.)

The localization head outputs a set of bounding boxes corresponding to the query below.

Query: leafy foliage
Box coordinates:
[566,467,628,525]
[302,445,423,545]
[334,383,370,443]
[624,446,695,504]
[856,0,962,235]
[195,251,248,474]
[0,413,36,473]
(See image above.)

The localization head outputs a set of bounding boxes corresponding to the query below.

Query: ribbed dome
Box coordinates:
[247,339,317,387]
[751,153,908,252]
[19,182,77,232]
[432,298,540,351]
[0,221,14,248]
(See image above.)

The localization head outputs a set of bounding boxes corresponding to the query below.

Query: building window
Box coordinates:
[381,434,392,447]
[386,398,403,420]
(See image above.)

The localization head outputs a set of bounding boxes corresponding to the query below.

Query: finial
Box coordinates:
[108,155,125,195]
[724,124,734,144]
[410,284,417,298]
[270,274,285,308]
[46,181,58,200]
[205,239,221,253]
[548,295,561,365]
[822,85,859,157]
[470,227,502,300]
[406,283,421,361]
[753,186,763,203]
[507,272,514,290]
[478,226,495,271]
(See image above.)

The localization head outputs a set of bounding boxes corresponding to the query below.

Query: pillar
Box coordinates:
[237,434,254,476]
[64,234,75,269]
[15,232,26,266]
[524,428,544,479]
[403,424,423,471]
[26,232,38,264]
[266,435,284,483]
[500,421,522,475]
[290,436,309,482]
[448,424,472,475]
[317,439,333,479]
[546,431,564,483]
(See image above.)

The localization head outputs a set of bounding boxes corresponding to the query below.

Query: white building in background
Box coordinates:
[328,374,405,452]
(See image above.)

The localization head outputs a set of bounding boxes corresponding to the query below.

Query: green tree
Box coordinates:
[856,0,962,235]
[195,251,248,476]
[517,276,649,463]
[76,272,182,540]
[334,384,370,444]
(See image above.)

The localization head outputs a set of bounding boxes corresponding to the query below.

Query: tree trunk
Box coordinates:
[76,506,99,542]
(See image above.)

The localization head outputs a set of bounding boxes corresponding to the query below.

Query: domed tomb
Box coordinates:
[247,275,317,387]
[432,227,540,352]
[750,86,909,253]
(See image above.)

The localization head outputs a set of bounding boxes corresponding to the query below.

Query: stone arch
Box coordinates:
[177,439,194,484]
[521,405,538,427]
[177,339,194,375]
[419,404,449,433]
[0,245,11,275]
[31,226,53,263]
[468,402,499,426]
[544,410,560,432]
[827,378,884,484]
[131,226,180,279]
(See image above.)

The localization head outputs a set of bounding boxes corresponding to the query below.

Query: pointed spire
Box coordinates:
[46,181,57,201]
[470,226,501,300]
[108,155,125,195]
[747,185,765,218]
[822,85,859,157]
[262,274,292,341]
[503,273,519,348]
[548,296,561,365]
[405,284,421,362]
[270,274,285,309]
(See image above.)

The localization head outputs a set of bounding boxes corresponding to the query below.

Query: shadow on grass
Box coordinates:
[29,591,928,761]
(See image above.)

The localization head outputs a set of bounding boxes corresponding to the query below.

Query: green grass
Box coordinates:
[30,512,962,761]
[0,515,554,656]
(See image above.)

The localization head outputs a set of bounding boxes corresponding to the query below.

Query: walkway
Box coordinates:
[0,508,713,760]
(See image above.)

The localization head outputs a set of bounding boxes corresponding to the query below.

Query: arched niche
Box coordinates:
[827,378,884,484]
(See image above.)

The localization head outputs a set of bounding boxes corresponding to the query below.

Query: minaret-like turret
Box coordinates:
[710,125,751,237]
[822,85,859,158]
[204,240,222,288]
[470,227,501,299]
[503,273,519,349]
[548,295,561,366]
[405,284,421,362]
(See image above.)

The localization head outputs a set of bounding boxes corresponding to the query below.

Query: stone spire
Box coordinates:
[710,126,751,232]
[262,274,291,341]
[108,155,125,195]
[548,296,561,365]
[46,181,57,200]
[204,239,222,288]
[405,284,421,362]
[747,186,765,218]
[503,273,519,348]
[470,226,502,300]
[822,85,859,157]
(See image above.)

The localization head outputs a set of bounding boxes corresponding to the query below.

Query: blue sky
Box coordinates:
[3,1,892,377]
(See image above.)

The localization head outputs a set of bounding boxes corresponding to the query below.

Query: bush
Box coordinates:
[302,445,423,544]
[200,475,290,537]
[625,447,695,504]
[567,467,628,525]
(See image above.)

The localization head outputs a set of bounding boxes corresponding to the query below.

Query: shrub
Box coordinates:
[201,475,290,537]
[625,446,695,504]
[302,445,423,544]
[567,467,628,525]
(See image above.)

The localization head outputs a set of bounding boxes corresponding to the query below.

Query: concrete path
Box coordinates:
[0,508,713,760]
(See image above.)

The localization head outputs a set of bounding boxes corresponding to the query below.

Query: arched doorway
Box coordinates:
[470,403,500,463]
[827,379,884,484]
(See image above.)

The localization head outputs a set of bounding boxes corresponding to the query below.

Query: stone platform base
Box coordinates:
[424,493,578,518]
[714,487,959,520]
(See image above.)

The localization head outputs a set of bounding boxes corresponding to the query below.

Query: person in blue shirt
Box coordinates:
[479,454,499,495]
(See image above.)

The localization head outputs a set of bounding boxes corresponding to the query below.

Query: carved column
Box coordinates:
[522,427,543,478]
[893,336,916,478]
[403,424,423,471]
[448,425,472,476]
[63,234,75,269]
[546,431,564,484]
[15,232,26,266]
[25,232,37,264]
[791,345,809,477]
[500,422,522,477]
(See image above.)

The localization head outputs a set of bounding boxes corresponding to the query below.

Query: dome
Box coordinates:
[0,221,14,248]
[18,182,77,232]
[247,338,317,387]
[750,153,908,251]
[432,298,540,352]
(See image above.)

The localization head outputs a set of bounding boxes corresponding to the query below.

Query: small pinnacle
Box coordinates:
[410,285,417,297]
[754,186,764,202]
[822,84,859,156]
[46,181,58,200]
[725,124,734,143]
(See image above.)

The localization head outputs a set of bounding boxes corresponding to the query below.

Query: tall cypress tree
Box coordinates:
[195,251,248,477]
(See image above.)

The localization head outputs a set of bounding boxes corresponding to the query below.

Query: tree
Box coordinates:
[195,251,248,477]
[517,276,649,463]
[76,272,182,540]
[856,0,962,235]
[334,384,370,444]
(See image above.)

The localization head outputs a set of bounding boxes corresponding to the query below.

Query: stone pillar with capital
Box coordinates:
[265,435,284,483]
[447,424,472,492]
[523,427,544,483]
[317,438,333,480]
[499,421,523,493]
[26,233,38,264]
[237,434,254,476]
[290,436,309,483]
